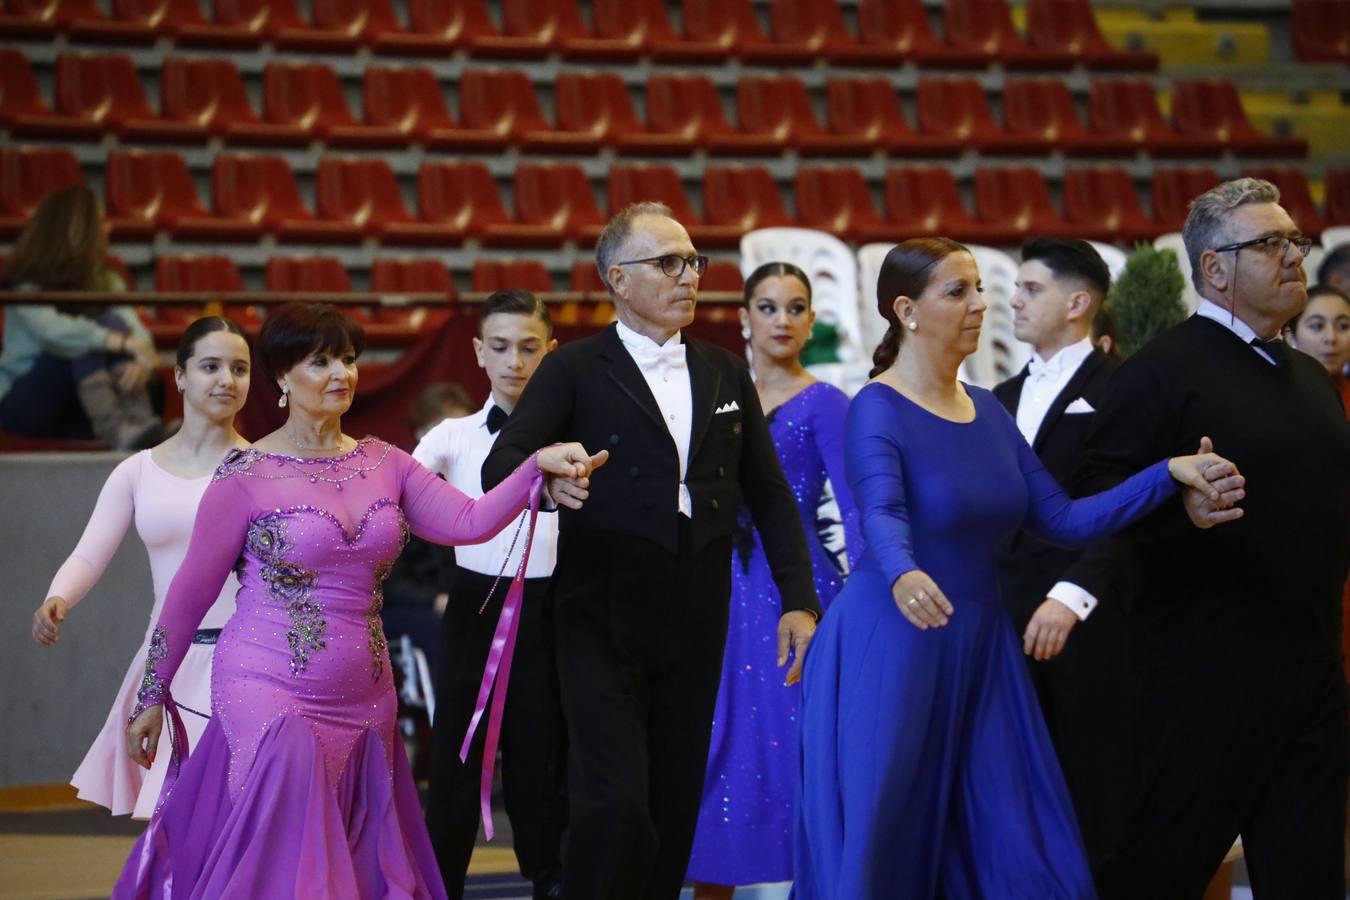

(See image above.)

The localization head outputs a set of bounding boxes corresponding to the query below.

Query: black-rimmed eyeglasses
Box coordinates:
[615,254,710,279]
[1212,235,1313,259]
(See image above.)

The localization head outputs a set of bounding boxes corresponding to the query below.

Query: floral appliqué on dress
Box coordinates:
[246,514,325,676]
[130,626,169,721]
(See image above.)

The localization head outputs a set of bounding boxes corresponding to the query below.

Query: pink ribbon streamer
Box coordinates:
[459,479,543,840]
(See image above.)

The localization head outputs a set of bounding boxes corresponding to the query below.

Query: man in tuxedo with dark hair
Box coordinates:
[483,202,820,900]
[994,237,1128,874]
[1082,179,1350,899]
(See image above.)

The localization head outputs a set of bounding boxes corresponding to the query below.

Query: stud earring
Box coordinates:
[741,325,752,340]
[277,386,289,408]
[907,321,918,332]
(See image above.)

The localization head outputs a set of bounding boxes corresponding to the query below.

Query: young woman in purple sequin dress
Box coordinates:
[113,304,605,899]
[687,264,861,897]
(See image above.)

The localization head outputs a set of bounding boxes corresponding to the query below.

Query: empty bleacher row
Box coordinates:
[5,146,1344,250]
[0,51,1316,159]
[0,0,1167,69]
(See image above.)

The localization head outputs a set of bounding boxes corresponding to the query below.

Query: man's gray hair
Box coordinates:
[595,202,674,294]
[1181,177,1282,293]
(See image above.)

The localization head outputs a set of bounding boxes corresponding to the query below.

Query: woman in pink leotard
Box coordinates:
[113,304,606,898]
[31,316,253,819]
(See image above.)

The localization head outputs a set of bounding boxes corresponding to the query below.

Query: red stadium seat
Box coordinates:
[1002,78,1133,157]
[702,166,796,240]
[1025,0,1157,70]
[371,258,455,329]
[701,261,745,293]
[569,261,607,294]
[916,78,1045,155]
[1150,167,1221,233]
[265,256,354,292]
[0,146,84,238]
[1088,79,1221,158]
[472,260,554,293]
[943,0,1076,69]
[823,78,961,157]
[605,164,742,247]
[173,0,281,46]
[386,161,517,244]
[1292,0,1350,64]
[761,0,900,66]
[522,72,636,153]
[0,49,60,131]
[372,0,497,54]
[505,163,606,245]
[871,166,991,244]
[457,69,554,147]
[1243,168,1327,236]
[293,0,407,48]
[973,166,1073,244]
[737,75,871,156]
[204,152,359,243]
[362,67,505,151]
[794,166,886,241]
[0,0,79,38]
[155,255,245,292]
[562,0,680,60]
[105,150,212,240]
[644,74,779,156]
[1325,168,1350,227]
[1170,80,1308,159]
[99,0,220,40]
[855,0,987,67]
[654,0,787,63]
[160,57,307,147]
[1061,167,1159,243]
[203,0,312,44]
[261,63,405,149]
[469,0,587,58]
[63,0,159,44]
[309,156,416,241]
[11,52,204,141]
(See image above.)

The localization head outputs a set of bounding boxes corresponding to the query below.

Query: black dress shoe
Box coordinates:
[533,879,564,900]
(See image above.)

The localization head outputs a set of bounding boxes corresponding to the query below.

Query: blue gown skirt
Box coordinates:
[794,568,1096,900]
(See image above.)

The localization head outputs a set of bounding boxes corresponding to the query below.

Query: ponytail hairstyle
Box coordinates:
[869,237,970,378]
[175,316,248,369]
[743,261,812,307]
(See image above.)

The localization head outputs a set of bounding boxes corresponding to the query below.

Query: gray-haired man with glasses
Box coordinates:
[1073,178,1350,899]
[483,203,820,899]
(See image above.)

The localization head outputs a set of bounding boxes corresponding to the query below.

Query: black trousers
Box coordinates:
[552,523,732,900]
[1009,590,1135,875]
[1097,658,1348,900]
[425,568,566,900]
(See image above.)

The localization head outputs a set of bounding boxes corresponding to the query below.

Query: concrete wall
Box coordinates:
[0,453,155,788]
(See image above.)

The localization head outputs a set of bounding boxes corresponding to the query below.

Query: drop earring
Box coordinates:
[277,386,289,408]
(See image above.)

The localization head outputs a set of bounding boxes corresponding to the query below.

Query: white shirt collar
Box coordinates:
[1194,298,1262,345]
[615,319,681,352]
[1029,336,1094,380]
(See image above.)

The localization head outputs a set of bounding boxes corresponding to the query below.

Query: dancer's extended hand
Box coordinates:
[1023,598,1078,661]
[1169,437,1245,528]
[892,570,954,630]
[538,445,609,510]
[31,596,68,646]
[126,705,163,770]
[777,610,816,686]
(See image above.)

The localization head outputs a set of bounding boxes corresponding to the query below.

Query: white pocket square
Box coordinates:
[1064,398,1095,414]
[715,401,740,414]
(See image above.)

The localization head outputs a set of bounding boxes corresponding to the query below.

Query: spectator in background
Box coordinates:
[0,186,167,449]
[1289,284,1350,394]
[380,382,478,676]
[1318,244,1350,294]
[1092,301,1124,361]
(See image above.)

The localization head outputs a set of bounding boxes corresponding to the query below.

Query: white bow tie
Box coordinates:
[631,341,687,372]
[1027,355,1056,380]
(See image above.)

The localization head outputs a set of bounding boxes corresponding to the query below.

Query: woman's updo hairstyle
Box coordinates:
[175,316,247,369]
[743,261,812,307]
[870,237,969,378]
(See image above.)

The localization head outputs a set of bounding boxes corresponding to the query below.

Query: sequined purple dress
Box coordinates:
[686,382,861,886]
[112,439,543,899]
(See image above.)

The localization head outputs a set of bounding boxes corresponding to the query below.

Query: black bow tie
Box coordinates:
[485,405,508,434]
[1250,337,1290,367]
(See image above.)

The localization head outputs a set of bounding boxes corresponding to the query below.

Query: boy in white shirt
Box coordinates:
[416,290,563,900]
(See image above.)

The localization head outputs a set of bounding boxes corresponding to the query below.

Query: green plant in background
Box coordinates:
[1109,244,1189,358]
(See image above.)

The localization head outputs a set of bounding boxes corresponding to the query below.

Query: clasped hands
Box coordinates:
[536,444,610,509]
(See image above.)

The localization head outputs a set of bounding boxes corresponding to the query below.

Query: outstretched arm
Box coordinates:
[34,456,139,645]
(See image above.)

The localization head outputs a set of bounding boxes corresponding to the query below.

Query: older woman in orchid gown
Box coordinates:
[113,303,605,899]
[793,239,1247,900]
[687,263,860,898]
[32,317,251,819]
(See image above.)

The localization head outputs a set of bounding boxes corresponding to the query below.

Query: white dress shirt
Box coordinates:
[1016,336,1101,621]
[615,319,694,517]
[1194,298,1279,364]
[412,397,558,578]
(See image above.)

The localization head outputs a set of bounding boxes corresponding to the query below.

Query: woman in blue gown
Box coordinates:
[794,238,1245,900]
